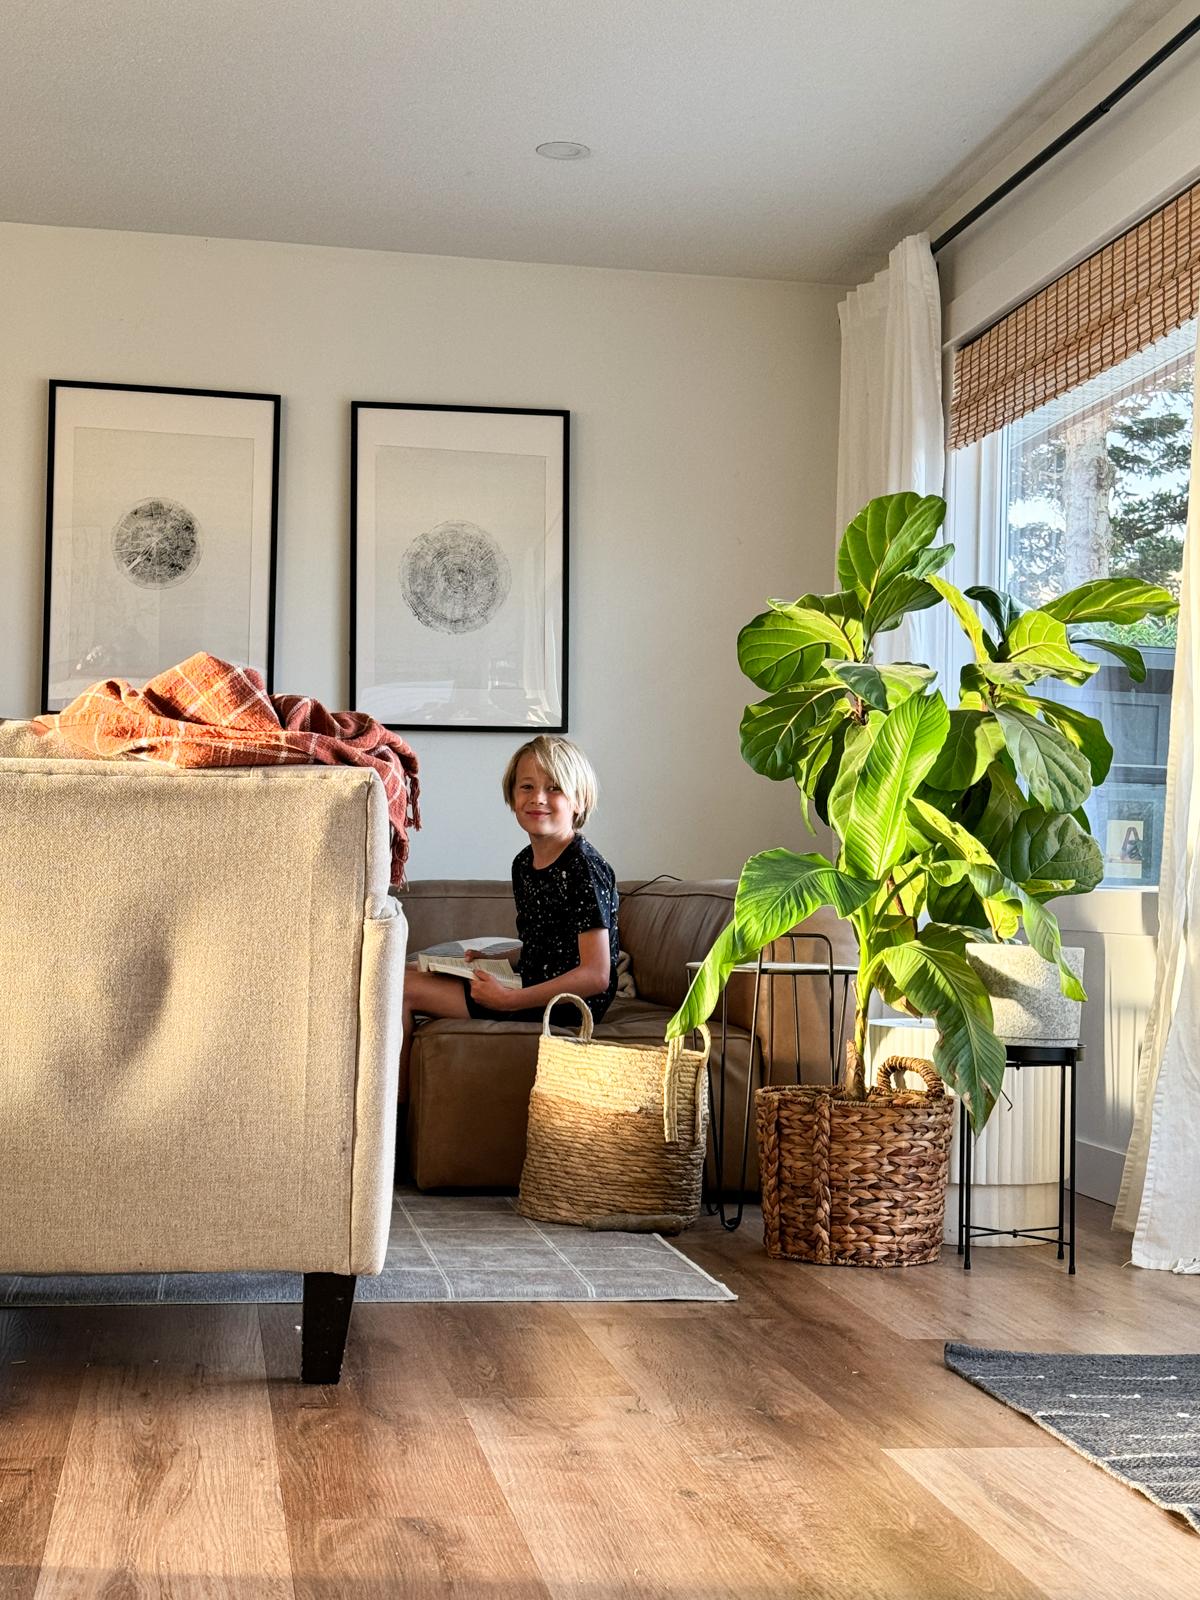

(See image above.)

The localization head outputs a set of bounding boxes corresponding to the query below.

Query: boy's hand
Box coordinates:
[470,969,516,1010]
[464,946,519,963]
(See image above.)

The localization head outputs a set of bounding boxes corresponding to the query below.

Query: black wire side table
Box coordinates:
[957,1043,1082,1273]
[686,938,857,1232]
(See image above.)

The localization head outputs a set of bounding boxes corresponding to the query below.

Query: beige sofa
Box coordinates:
[0,722,406,1383]
[397,876,854,1190]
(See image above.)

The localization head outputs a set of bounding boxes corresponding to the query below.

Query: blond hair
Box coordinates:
[502,736,598,828]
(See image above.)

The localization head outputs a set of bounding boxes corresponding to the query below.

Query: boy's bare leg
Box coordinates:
[399,967,470,1100]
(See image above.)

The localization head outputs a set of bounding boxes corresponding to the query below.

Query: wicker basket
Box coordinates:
[757,1045,952,1267]
[517,995,711,1233]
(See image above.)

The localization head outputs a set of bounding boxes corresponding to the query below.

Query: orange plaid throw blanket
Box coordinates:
[34,653,421,882]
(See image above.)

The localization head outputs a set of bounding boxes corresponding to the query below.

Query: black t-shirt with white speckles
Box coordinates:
[512,834,619,1020]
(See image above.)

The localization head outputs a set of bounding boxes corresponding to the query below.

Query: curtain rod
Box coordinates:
[931,12,1200,255]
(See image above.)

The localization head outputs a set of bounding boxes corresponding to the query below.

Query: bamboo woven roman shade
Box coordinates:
[950,179,1200,449]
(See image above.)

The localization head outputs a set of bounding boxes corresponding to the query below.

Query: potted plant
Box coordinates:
[667,491,1177,1266]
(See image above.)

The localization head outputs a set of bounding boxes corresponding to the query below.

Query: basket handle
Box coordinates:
[875,1054,944,1098]
[663,1025,711,1144]
[541,993,594,1042]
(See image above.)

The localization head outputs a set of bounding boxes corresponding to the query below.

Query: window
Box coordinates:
[1001,321,1194,888]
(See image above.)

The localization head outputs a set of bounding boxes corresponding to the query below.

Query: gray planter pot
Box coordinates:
[964,943,1085,1046]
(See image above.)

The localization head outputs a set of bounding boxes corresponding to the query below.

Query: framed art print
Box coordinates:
[1098,788,1158,885]
[351,402,568,730]
[42,381,280,712]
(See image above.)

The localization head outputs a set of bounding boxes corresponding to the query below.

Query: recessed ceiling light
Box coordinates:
[536,141,591,161]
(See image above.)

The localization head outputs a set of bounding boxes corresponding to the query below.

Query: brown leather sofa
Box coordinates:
[395,876,856,1191]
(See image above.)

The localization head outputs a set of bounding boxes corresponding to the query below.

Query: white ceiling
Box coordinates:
[1,0,1185,283]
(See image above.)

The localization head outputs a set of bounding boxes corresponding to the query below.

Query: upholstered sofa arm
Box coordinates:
[0,757,400,1278]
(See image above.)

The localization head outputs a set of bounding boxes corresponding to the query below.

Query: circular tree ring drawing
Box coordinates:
[112,498,202,588]
[401,520,511,634]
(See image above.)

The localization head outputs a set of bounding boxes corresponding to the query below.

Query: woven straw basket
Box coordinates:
[757,1045,953,1267]
[517,995,711,1233]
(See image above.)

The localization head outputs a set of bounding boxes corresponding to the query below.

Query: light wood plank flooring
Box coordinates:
[2,1198,1198,1598]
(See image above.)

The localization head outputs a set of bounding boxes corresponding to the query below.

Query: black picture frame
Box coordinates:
[350,401,569,732]
[42,380,281,713]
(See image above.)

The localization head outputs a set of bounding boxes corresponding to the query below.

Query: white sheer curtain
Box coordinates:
[836,233,944,664]
[932,432,1006,694]
[1115,327,1200,1266]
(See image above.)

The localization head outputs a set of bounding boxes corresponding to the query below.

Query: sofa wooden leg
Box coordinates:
[301,1272,357,1384]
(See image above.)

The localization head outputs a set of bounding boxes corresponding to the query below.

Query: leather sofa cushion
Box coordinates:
[406,996,759,1191]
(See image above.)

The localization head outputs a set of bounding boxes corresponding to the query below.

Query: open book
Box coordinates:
[415,953,522,990]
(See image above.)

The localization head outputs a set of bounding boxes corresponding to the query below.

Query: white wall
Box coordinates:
[0,221,843,881]
[932,3,1200,1201]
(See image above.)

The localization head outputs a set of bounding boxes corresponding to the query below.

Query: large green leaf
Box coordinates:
[924,858,1020,939]
[825,717,877,827]
[767,589,866,656]
[809,716,851,825]
[961,663,1049,697]
[793,707,850,801]
[1043,578,1178,626]
[863,578,942,638]
[837,493,946,601]
[925,710,1006,790]
[666,921,750,1039]
[907,796,997,866]
[882,937,1007,1131]
[830,661,936,711]
[864,540,956,638]
[972,762,1026,854]
[1004,610,1098,685]
[772,590,863,623]
[995,707,1092,811]
[871,508,946,593]
[1031,699,1113,786]
[910,543,956,581]
[733,849,876,952]
[831,692,950,878]
[908,800,1020,939]
[1072,635,1147,684]
[965,585,1023,637]
[739,681,846,780]
[737,607,852,691]
[924,874,990,930]
[997,809,1104,895]
[927,576,992,663]
[1018,892,1087,1002]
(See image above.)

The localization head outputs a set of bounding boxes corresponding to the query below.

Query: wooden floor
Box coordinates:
[2,1198,1198,1598]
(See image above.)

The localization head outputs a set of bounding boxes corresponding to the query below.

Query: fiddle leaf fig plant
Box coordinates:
[667,491,1177,1131]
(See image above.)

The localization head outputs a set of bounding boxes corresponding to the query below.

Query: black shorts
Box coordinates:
[464,990,611,1026]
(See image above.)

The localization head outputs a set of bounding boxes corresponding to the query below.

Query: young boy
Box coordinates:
[400,737,618,1078]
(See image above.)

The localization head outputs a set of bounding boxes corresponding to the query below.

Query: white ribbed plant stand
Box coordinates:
[868,945,1083,1249]
[866,1018,1062,1247]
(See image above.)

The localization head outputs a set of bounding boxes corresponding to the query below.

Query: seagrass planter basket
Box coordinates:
[756,1046,953,1267]
[517,995,711,1233]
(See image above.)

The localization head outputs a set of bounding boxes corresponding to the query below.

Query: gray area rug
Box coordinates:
[2,1193,734,1306]
[946,1342,1200,1532]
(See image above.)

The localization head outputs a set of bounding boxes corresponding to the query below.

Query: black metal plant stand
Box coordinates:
[957,1043,1081,1273]
[689,939,857,1232]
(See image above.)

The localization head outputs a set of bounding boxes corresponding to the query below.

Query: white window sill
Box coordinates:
[1051,886,1159,939]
